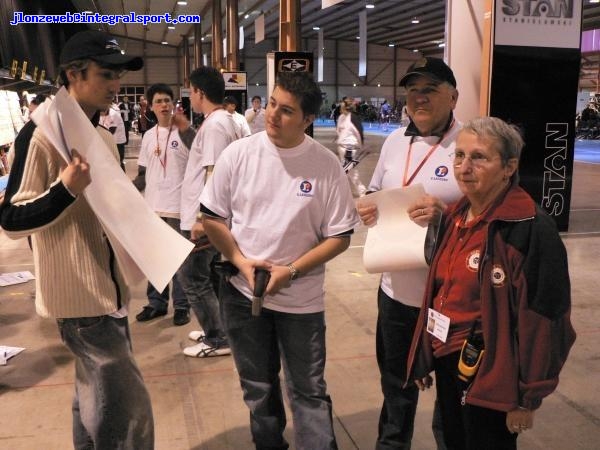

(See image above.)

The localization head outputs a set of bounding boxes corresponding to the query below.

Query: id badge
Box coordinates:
[427,308,450,343]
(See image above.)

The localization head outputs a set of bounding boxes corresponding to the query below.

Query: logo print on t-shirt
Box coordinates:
[171,140,179,148]
[434,166,448,177]
[300,180,313,193]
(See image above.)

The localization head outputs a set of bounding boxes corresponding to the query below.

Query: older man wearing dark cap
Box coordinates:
[357,57,463,450]
[0,30,153,449]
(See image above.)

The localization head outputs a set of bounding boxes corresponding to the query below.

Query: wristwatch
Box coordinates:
[287,263,300,281]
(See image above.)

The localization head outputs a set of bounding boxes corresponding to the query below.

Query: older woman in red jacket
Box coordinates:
[406,116,576,450]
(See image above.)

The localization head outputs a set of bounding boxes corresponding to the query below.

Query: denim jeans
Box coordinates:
[178,230,226,345]
[220,281,338,450]
[376,288,421,450]
[57,316,154,450]
[147,217,188,312]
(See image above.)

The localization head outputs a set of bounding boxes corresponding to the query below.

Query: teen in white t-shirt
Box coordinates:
[201,72,359,449]
[180,108,239,231]
[134,84,191,326]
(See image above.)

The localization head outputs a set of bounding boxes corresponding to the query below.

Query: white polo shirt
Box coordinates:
[368,120,463,307]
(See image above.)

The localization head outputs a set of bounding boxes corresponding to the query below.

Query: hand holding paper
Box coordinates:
[60,149,91,195]
[361,184,429,273]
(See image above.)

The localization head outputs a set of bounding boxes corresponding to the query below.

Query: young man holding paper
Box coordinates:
[0,30,153,449]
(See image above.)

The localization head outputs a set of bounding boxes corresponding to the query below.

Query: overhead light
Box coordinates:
[201,37,205,41]
[244,14,250,19]
[356,36,360,39]
[591,0,600,3]
[256,83,260,86]
[168,25,175,30]
[353,82,357,87]
[377,83,381,87]
[82,10,92,14]
[438,42,446,48]
[388,43,394,47]
[412,49,419,53]
[313,26,320,30]
[161,41,168,45]
[177,1,187,5]
[365,3,375,8]
[411,17,420,24]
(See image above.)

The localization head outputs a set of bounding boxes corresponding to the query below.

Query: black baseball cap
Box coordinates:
[399,57,456,88]
[223,96,238,106]
[60,30,143,71]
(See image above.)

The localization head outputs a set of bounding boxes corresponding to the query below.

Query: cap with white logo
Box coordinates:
[60,30,143,71]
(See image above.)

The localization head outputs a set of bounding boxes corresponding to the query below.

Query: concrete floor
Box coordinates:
[1,129,599,449]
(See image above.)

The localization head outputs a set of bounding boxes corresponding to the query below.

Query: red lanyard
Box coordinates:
[402,120,454,187]
[155,124,173,176]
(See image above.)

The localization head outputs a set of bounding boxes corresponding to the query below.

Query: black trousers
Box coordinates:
[434,352,517,450]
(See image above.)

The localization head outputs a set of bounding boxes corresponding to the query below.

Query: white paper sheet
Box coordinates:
[361,184,428,273]
[0,271,35,287]
[0,345,25,365]
[31,88,194,292]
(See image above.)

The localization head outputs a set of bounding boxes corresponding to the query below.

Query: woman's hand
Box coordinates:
[407,195,447,227]
[506,407,535,434]
[415,375,433,391]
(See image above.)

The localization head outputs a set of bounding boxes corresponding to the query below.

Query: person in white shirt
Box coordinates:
[107,103,126,170]
[178,66,241,358]
[336,97,366,197]
[358,57,463,450]
[224,95,251,138]
[200,71,360,449]
[244,95,266,134]
[133,83,191,326]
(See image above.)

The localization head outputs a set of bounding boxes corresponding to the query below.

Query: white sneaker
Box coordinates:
[183,342,232,358]
[188,330,205,342]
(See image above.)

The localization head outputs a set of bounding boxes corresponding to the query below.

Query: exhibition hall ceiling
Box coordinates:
[68,0,600,89]
[70,0,449,54]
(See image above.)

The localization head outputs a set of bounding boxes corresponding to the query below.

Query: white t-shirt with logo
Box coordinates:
[138,124,190,217]
[368,120,463,307]
[200,131,360,314]
[244,107,266,134]
[180,109,240,231]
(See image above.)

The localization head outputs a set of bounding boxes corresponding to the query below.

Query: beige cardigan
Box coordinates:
[5,126,130,318]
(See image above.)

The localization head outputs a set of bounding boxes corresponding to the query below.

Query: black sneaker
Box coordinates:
[135,306,167,322]
[173,309,190,326]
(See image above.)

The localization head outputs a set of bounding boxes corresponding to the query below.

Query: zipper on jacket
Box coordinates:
[106,240,122,309]
[461,383,472,406]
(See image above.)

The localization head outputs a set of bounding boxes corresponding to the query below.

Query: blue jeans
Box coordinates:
[178,230,226,345]
[376,288,420,450]
[220,281,337,450]
[147,217,188,312]
[57,316,154,450]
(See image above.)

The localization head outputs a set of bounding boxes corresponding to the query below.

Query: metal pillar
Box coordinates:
[182,36,190,87]
[226,0,239,70]
[279,0,301,51]
[194,23,203,68]
[212,0,223,69]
